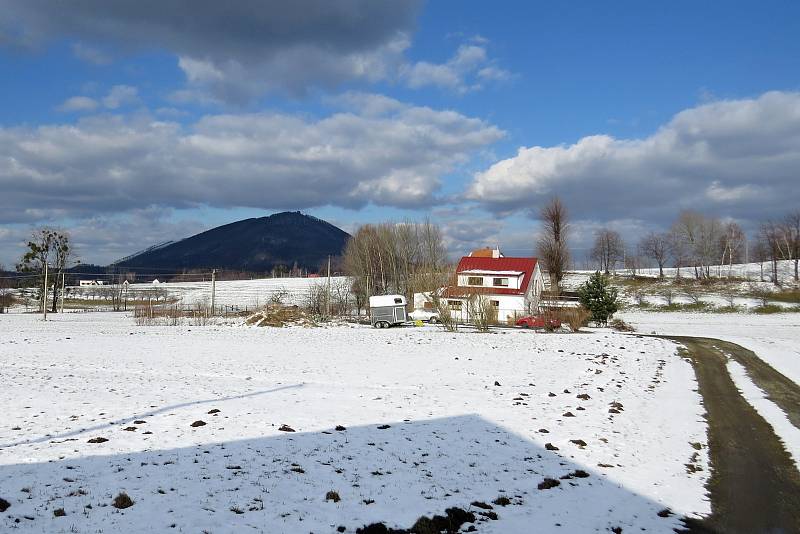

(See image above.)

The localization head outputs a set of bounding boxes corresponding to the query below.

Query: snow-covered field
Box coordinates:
[620,311,800,385]
[127,276,348,309]
[1,312,709,533]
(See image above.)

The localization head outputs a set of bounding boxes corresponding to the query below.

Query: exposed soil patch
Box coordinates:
[112,492,134,509]
[0,497,10,512]
[663,336,800,533]
[190,420,206,427]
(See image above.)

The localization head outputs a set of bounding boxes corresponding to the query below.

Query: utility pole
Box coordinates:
[43,262,48,321]
[60,271,65,314]
[211,269,217,315]
[326,255,331,318]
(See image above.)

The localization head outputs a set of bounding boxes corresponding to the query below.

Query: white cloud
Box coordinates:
[58,86,140,113]
[102,85,138,109]
[402,42,510,93]
[57,96,99,112]
[0,98,504,224]
[468,91,800,224]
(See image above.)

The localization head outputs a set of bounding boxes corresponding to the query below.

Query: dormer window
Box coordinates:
[467,276,483,286]
[493,277,509,287]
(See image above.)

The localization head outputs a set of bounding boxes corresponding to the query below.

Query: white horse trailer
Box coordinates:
[369,295,408,328]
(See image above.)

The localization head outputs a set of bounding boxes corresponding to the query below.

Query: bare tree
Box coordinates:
[760,221,783,286]
[0,264,12,313]
[590,229,624,274]
[16,228,73,313]
[537,197,570,293]
[639,232,669,278]
[671,211,722,279]
[719,222,746,278]
[343,219,449,311]
[783,211,800,281]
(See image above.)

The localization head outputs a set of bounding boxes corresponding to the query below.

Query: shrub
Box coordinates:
[466,293,497,332]
[560,306,591,332]
[577,272,620,326]
[659,288,675,306]
[435,298,458,332]
[752,304,785,314]
[325,491,341,503]
[609,318,635,332]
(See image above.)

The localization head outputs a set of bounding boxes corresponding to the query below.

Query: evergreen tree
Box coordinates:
[577,271,619,326]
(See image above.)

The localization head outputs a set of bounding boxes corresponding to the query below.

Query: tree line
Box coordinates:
[588,210,800,285]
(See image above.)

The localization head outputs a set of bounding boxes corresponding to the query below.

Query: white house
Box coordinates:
[79,280,106,287]
[414,248,545,323]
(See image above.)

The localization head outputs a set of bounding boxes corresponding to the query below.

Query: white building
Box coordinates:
[414,248,545,324]
[79,280,106,287]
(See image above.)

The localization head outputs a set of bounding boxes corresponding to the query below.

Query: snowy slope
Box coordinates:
[0,313,709,533]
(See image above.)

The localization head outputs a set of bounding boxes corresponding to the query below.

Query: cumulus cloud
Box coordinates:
[467,91,800,225]
[0,97,504,224]
[58,85,139,113]
[402,43,511,93]
[57,96,99,112]
[1,0,422,103]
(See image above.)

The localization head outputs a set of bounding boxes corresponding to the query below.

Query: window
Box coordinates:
[394,297,403,304]
[423,300,434,310]
[493,277,509,287]
[490,300,500,308]
[447,300,462,310]
[467,276,483,286]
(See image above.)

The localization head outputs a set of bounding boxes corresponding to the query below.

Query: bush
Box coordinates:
[466,293,497,332]
[752,304,785,314]
[560,306,591,332]
[609,318,635,332]
[435,298,458,332]
[577,272,620,326]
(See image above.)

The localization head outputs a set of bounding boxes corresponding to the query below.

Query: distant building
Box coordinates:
[79,280,106,287]
[414,248,545,323]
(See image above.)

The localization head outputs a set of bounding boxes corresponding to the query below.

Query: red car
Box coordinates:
[515,315,561,329]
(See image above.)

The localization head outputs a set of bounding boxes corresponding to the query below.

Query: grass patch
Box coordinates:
[767,289,800,304]
[657,302,712,312]
[751,304,800,314]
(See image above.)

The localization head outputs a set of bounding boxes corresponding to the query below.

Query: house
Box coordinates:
[79,280,106,287]
[414,248,545,323]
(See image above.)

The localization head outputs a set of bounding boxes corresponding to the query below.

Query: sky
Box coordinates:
[1,0,799,267]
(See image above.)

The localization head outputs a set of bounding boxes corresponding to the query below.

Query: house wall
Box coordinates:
[442,294,526,324]
[524,264,545,312]
[456,273,522,290]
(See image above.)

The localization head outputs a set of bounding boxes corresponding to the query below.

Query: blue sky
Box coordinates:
[1,1,799,266]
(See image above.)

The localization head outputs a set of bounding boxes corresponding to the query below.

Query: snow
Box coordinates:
[128,276,348,308]
[620,311,800,386]
[0,312,709,533]
[620,310,800,476]
[727,361,800,470]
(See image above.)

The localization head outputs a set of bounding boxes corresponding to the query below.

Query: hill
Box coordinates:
[113,212,350,273]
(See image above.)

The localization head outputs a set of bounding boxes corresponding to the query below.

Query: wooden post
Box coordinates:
[43,262,48,320]
[211,269,216,316]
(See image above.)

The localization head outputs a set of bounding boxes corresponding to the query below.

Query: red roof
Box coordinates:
[444,256,538,297]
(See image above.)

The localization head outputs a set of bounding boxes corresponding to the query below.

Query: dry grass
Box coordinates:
[244,304,317,327]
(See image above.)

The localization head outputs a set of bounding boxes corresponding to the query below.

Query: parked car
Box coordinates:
[409,309,440,323]
[515,315,561,329]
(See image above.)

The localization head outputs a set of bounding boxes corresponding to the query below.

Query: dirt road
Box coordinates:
[663,336,800,534]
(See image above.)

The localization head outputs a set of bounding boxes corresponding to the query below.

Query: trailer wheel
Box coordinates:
[428,317,438,324]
